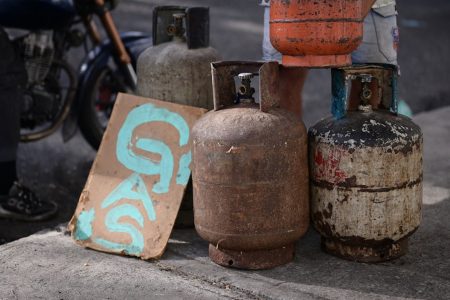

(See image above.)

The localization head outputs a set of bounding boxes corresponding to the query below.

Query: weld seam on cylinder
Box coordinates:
[311,175,423,191]
[194,179,305,187]
[270,18,364,24]
[195,226,300,237]
[194,140,304,147]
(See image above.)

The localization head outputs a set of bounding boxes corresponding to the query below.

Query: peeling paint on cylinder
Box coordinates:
[309,110,423,262]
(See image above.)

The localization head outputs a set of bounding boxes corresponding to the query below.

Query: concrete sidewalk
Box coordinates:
[1,107,449,299]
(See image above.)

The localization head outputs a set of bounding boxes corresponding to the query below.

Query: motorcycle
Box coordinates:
[0,0,152,149]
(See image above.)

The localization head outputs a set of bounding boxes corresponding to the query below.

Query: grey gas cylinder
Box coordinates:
[136,6,221,228]
[137,6,221,110]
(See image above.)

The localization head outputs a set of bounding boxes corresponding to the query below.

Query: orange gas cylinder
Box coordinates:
[270,0,376,67]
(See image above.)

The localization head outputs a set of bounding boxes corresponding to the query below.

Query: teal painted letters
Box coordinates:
[116,104,190,194]
[95,204,144,255]
[74,208,95,241]
[85,102,193,256]
[102,172,156,221]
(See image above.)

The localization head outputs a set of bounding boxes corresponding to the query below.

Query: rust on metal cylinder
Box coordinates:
[322,237,409,263]
[192,61,309,270]
[209,243,295,270]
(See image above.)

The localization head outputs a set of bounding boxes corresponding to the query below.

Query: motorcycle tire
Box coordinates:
[78,65,129,150]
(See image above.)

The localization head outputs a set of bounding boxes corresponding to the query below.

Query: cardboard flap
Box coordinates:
[69,93,206,259]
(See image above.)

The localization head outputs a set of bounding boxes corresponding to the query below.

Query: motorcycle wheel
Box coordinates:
[78,65,130,150]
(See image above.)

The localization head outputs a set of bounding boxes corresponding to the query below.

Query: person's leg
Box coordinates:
[279,66,308,117]
[0,161,17,195]
[262,5,308,119]
[0,28,57,221]
[351,5,399,66]
[349,4,410,115]
[0,28,21,194]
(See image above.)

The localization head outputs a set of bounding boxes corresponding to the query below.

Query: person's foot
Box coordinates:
[0,182,57,221]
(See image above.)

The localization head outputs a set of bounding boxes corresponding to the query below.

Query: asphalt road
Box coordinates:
[1,0,449,243]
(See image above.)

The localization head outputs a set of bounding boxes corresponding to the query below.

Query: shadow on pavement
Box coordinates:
[166,198,450,299]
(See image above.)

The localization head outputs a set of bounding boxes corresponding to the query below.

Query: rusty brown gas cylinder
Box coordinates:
[309,65,423,262]
[192,61,309,270]
[270,0,376,67]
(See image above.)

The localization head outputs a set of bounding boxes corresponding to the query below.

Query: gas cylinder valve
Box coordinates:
[167,13,186,38]
[347,73,374,110]
[237,73,256,103]
[358,74,373,105]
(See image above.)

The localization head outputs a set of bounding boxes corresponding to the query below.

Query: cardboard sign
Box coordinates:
[68,93,206,259]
